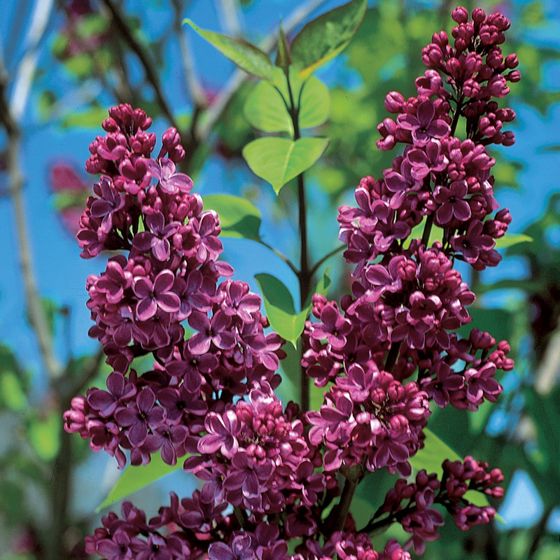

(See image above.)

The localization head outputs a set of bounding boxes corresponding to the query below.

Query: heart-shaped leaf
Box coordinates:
[243,137,328,194]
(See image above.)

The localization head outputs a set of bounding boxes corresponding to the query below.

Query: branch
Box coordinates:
[330,477,358,533]
[195,0,329,141]
[101,0,180,132]
[257,239,299,277]
[59,347,105,403]
[172,0,206,108]
[10,0,54,121]
[217,0,243,37]
[0,4,62,381]
[535,327,560,394]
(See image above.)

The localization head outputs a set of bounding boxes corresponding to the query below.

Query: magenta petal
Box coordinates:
[154,270,175,294]
[114,407,137,427]
[213,331,236,350]
[454,200,472,221]
[188,332,211,355]
[157,292,181,313]
[133,277,152,298]
[136,297,157,321]
[384,171,407,193]
[152,238,170,261]
[137,388,156,413]
[128,422,148,446]
[197,434,223,454]
[436,203,453,225]
[417,100,435,127]
[188,311,209,331]
[132,232,153,252]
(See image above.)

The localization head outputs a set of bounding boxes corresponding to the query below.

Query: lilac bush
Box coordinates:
[64,6,520,558]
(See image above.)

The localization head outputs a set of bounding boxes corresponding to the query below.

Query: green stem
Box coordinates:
[421,214,434,247]
[385,341,401,371]
[285,71,311,412]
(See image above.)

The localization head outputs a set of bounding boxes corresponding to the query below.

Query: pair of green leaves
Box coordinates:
[184,0,367,81]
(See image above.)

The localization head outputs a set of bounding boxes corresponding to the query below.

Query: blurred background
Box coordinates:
[0,0,559,558]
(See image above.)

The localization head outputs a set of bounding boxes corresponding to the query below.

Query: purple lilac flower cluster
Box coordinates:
[65,103,284,472]
[305,6,517,479]
[65,6,518,558]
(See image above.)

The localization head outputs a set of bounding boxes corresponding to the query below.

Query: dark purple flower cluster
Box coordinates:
[186,386,325,519]
[304,8,517,478]
[306,533,410,560]
[372,457,504,555]
[65,104,283,470]
[308,360,429,476]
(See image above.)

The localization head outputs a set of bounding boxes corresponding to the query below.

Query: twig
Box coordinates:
[10,0,54,121]
[217,0,243,37]
[101,0,180,132]
[535,327,560,394]
[330,477,359,533]
[172,0,206,108]
[527,505,554,558]
[257,239,299,276]
[0,25,62,383]
[59,347,105,402]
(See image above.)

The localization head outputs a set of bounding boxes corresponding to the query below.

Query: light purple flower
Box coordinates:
[133,270,180,321]
[148,157,193,194]
[187,310,236,354]
[434,180,472,224]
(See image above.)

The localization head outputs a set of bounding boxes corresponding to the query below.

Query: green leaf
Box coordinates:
[0,372,27,412]
[298,77,331,129]
[183,19,276,81]
[203,194,261,240]
[255,273,307,345]
[244,76,330,133]
[291,0,368,77]
[62,106,109,128]
[495,233,533,249]
[243,137,328,194]
[97,455,183,511]
[411,428,458,477]
[314,268,331,297]
[244,82,291,133]
[28,413,60,461]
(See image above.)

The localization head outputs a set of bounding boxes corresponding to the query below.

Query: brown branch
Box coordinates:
[59,347,105,402]
[172,0,206,108]
[101,0,180,132]
[0,66,62,381]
